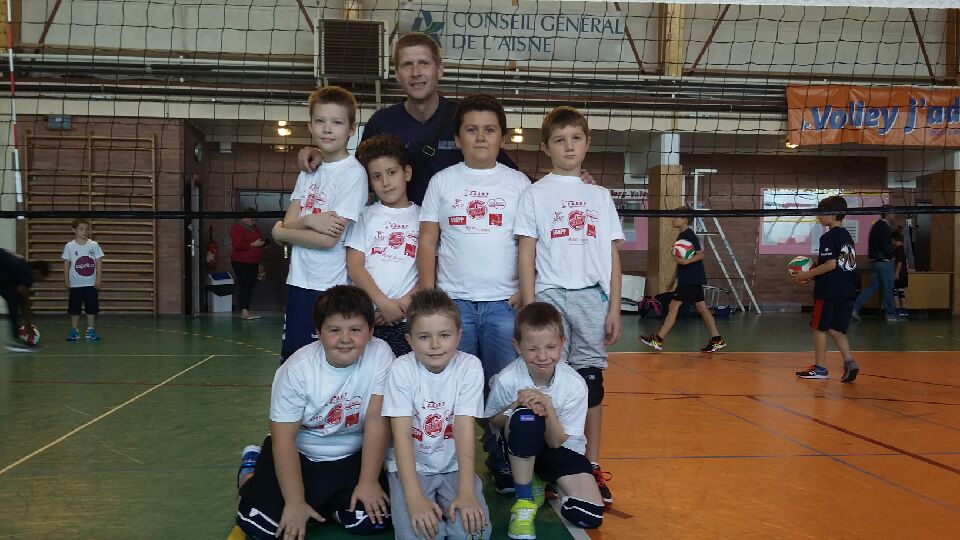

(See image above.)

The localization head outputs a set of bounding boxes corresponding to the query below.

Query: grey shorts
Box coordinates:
[387,470,491,540]
[536,286,609,370]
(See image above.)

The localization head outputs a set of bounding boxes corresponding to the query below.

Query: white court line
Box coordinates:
[0,354,217,476]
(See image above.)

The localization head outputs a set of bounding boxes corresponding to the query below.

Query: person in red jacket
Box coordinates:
[230,209,266,320]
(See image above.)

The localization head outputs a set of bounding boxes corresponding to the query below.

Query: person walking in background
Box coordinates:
[230,209,265,320]
[852,208,896,322]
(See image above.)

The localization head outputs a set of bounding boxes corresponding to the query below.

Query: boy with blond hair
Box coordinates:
[273,86,369,362]
[514,106,624,505]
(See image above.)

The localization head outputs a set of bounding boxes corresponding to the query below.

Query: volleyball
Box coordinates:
[673,239,695,260]
[787,256,813,276]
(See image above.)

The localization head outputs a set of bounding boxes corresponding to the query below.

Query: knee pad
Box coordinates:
[576,367,605,407]
[506,407,546,457]
[336,505,392,536]
[560,497,604,529]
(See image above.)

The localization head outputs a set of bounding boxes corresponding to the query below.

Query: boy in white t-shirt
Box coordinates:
[417,94,530,488]
[514,106,624,505]
[382,289,491,540]
[346,133,420,357]
[486,302,604,539]
[272,86,369,362]
[235,285,393,540]
[62,218,105,341]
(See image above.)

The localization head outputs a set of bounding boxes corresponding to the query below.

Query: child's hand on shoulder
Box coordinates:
[350,480,390,525]
[407,496,443,540]
[450,490,487,538]
[276,500,323,540]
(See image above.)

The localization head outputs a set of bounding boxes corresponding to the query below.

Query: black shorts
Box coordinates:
[576,367,604,407]
[68,286,99,315]
[236,436,385,540]
[810,298,853,333]
[498,430,593,484]
[672,284,704,305]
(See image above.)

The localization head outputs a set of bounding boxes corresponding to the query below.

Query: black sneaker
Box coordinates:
[493,468,515,494]
[700,337,727,353]
[640,334,663,351]
[796,364,829,379]
[841,359,860,383]
[591,462,613,505]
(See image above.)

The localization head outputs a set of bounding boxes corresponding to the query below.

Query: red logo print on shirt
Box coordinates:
[371,246,386,255]
[443,422,454,439]
[412,427,423,442]
[489,214,503,227]
[405,243,417,258]
[488,198,506,210]
[344,412,360,428]
[388,232,404,248]
[468,200,487,220]
[424,413,444,438]
[74,256,96,277]
[587,224,597,238]
[568,210,586,231]
[449,216,467,226]
[551,228,570,239]
[325,403,343,425]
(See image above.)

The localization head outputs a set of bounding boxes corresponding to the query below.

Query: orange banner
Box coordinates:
[787,85,960,147]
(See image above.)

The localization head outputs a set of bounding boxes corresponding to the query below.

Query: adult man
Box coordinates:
[0,249,49,352]
[852,209,896,322]
[298,32,518,205]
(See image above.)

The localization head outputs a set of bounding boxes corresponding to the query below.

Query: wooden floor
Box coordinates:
[0,313,958,539]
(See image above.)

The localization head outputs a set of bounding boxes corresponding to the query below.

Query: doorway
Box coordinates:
[237,191,291,312]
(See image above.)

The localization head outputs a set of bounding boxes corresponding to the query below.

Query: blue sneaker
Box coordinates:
[796,364,829,379]
[86,328,101,341]
[237,444,261,489]
[66,328,80,342]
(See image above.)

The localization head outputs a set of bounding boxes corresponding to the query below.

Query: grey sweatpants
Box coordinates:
[387,471,491,540]
[536,286,609,370]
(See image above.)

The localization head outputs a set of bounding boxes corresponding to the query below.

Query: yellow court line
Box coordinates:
[0,354,217,476]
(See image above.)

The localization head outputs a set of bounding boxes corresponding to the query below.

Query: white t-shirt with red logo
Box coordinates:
[287,156,368,291]
[270,337,394,462]
[382,350,485,474]
[420,162,531,301]
[514,174,625,295]
[484,357,589,455]
[344,202,420,302]
[61,240,104,288]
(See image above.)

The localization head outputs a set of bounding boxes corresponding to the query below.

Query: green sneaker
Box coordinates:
[507,498,538,540]
[532,476,546,508]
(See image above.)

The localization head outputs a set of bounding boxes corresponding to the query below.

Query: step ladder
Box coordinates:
[693,215,762,314]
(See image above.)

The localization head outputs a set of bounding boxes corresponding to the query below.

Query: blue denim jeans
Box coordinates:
[854,260,895,317]
[452,298,517,472]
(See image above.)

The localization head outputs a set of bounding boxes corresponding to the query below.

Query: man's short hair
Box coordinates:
[406,288,461,331]
[356,133,410,170]
[514,302,564,343]
[307,85,357,125]
[393,32,442,67]
[454,94,507,136]
[312,285,375,331]
[541,106,590,144]
[818,195,848,220]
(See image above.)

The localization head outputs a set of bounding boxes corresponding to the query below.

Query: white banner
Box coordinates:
[397,1,627,62]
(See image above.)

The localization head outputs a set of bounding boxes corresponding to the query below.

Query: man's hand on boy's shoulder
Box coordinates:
[297,147,323,173]
[350,480,390,525]
[276,500,324,540]
[579,168,597,185]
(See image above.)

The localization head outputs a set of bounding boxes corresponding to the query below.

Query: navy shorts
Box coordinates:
[810,298,853,333]
[672,284,704,304]
[281,285,324,362]
[68,286,99,315]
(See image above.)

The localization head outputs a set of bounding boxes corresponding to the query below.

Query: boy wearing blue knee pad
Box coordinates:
[485,303,604,539]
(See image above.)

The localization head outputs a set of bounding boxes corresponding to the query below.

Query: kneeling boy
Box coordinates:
[236,285,393,539]
[486,303,604,539]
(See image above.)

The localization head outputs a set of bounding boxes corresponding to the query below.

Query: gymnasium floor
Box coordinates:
[1,312,958,539]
